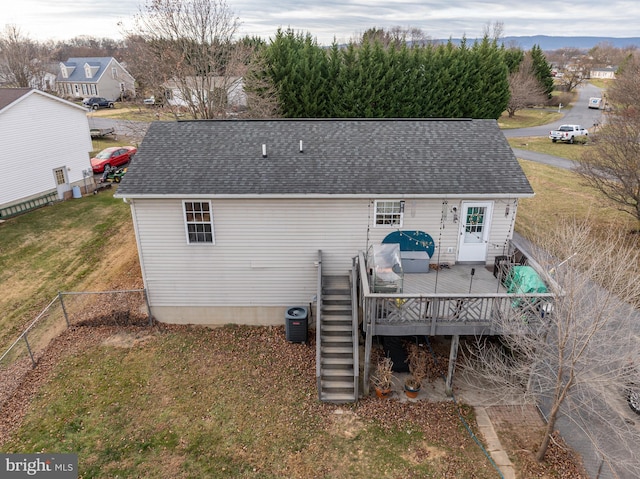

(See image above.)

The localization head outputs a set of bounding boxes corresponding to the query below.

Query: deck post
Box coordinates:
[363,299,373,395]
[445,334,460,396]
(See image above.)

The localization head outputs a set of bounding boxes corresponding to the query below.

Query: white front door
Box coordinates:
[457,202,492,262]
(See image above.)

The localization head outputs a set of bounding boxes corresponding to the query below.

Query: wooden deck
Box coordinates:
[359,251,553,337]
[401,264,507,296]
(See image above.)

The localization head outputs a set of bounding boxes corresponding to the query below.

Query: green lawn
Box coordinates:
[508,137,590,162]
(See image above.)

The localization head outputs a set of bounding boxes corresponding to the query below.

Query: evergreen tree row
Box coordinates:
[262,29,511,119]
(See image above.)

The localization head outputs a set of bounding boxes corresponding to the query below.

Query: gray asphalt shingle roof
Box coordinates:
[57,57,112,83]
[116,118,534,198]
[0,88,31,111]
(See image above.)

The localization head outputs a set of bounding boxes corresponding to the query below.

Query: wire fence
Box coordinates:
[0,289,151,410]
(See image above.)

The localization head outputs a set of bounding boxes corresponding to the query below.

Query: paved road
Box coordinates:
[502,82,606,139]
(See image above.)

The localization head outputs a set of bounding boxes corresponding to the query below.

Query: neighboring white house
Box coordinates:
[56,57,136,101]
[115,119,534,326]
[161,76,246,111]
[589,67,617,80]
[0,88,93,216]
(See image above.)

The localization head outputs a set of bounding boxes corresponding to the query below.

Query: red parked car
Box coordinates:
[90,146,137,173]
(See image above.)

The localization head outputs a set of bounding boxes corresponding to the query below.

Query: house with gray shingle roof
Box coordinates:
[0,88,93,217]
[115,118,534,326]
[56,57,135,101]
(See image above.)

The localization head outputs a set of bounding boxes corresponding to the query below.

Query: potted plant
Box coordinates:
[404,342,428,399]
[371,356,394,398]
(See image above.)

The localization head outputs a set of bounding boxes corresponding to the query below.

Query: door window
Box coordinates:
[464,206,486,244]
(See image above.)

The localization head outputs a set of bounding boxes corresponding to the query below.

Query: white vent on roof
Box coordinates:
[299,140,303,153]
[262,144,267,158]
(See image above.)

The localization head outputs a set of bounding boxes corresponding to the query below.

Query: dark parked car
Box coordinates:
[83,97,114,110]
[90,146,137,173]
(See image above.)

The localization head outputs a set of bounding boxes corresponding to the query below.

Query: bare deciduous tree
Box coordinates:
[0,25,50,89]
[576,113,640,230]
[606,54,640,111]
[460,219,640,474]
[127,0,274,119]
[576,57,640,231]
[506,53,548,117]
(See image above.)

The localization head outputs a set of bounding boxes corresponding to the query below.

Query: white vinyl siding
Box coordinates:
[0,92,92,207]
[130,197,478,310]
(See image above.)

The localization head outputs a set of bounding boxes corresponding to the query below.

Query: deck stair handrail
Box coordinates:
[315,250,323,400]
[350,257,360,399]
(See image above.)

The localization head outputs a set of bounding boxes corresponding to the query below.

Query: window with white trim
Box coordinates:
[53,167,66,185]
[183,201,214,244]
[374,200,404,227]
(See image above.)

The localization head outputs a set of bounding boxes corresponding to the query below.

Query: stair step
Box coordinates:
[321,345,353,354]
[322,290,350,298]
[320,392,356,403]
[321,356,354,366]
[321,321,352,330]
[321,338,353,347]
[322,323,352,333]
[322,310,352,318]
[321,368,354,378]
[320,378,353,392]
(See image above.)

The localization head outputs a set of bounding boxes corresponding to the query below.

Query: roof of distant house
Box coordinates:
[0,87,86,114]
[57,57,126,83]
[0,87,32,110]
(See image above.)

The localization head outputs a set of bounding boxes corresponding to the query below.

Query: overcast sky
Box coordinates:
[3,0,639,46]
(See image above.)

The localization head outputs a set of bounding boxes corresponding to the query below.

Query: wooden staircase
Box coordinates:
[318,274,358,403]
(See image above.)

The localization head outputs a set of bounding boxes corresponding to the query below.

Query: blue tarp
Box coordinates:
[506,265,548,294]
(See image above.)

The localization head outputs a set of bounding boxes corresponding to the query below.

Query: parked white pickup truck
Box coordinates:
[549,124,589,143]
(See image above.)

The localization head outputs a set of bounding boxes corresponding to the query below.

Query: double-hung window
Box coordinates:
[374,200,404,227]
[183,201,214,244]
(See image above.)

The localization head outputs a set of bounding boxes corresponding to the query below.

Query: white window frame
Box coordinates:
[53,167,66,186]
[183,200,215,244]
[374,200,404,227]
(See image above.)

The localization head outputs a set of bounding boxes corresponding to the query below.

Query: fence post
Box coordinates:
[58,292,70,327]
[143,289,153,326]
[23,333,36,368]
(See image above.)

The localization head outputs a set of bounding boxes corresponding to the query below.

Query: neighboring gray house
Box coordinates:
[0,88,93,217]
[56,57,136,101]
[116,119,534,327]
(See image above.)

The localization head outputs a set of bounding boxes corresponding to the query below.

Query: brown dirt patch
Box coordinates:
[101,331,155,348]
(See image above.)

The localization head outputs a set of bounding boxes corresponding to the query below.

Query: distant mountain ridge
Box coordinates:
[446,35,640,51]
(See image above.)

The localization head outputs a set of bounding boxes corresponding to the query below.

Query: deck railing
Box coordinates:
[315,250,323,401]
[358,249,556,393]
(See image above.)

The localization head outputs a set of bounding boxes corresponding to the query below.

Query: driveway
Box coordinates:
[502,82,606,138]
